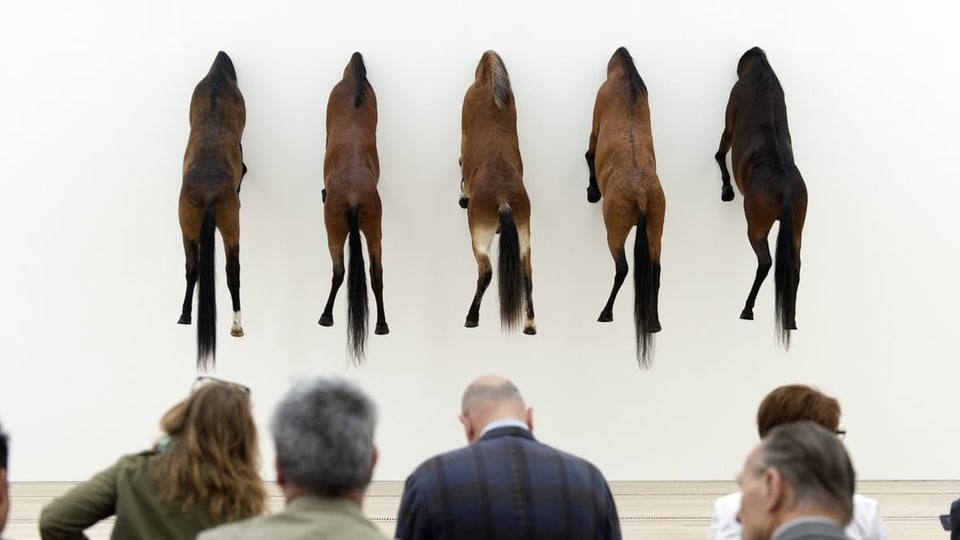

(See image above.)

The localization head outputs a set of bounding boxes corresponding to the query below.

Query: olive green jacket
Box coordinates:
[39,451,231,540]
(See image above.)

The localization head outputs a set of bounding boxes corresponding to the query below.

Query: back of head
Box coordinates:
[760,421,855,524]
[272,376,377,496]
[756,384,841,438]
[0,423,7,472]
[0,423,8,536]
[156,380,267,523]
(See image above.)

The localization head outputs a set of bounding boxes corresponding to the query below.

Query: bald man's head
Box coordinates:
[459,375,532,443]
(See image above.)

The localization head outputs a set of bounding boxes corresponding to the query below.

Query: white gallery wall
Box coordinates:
[1,0,957,482]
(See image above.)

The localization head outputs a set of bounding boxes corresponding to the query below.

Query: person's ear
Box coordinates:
[459,414,475,443]
[526,407,534,433]
[764,467,785,511]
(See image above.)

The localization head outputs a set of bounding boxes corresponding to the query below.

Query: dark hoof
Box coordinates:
[650,322,662,333]
[177,315,191,325]
[318,314,334,327]
[459,197,469,209]
[375,323,390,335]
[321,188,327,203]
[739,309,754,320]
[587,185,601,203]
[464,318,478,328]
[787,322,798,330]
[523,326,537,335]
[598,311,613,323]
[721,184,735,202]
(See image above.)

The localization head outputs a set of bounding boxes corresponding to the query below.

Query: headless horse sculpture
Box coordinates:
[585,47,665,367]
[177,51,247,370]
[715,47,807,348]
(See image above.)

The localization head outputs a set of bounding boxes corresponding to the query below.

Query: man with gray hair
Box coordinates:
[199,376,387,539]
[395,374,621,539]
[737,421,856,540]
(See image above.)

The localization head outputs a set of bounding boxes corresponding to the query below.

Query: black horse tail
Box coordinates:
[498,206,524,331]
[634,214,658,368]
[197,206,217,370]
[774,198,799,349]
[346,205,369,362]
[351,51,368,108]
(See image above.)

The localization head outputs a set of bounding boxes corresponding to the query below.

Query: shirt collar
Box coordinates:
[480,418,529,438]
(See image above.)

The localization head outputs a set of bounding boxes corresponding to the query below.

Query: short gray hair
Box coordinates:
[757,421,855,524]
[271,376,377,495]
[461,379,521,412]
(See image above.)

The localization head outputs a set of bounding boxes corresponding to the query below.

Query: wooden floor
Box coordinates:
[7,481,957,539]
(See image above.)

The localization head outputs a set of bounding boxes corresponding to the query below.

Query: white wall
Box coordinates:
[0,0,958,483]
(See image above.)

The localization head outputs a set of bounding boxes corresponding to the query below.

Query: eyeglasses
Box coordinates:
[835,429,846,440]
[191,375,251,396]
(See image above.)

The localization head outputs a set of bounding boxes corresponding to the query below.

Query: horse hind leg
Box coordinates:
[364,220,389,335]
[319,239,346,327]
[465,225,496,328]
[741,236,772,321]
[519,224,536,335]
[598,211,631,323]
[178,237,199,324]
[217,203,244,337]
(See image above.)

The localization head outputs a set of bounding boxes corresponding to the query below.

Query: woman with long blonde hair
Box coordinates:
[40,377,267,539]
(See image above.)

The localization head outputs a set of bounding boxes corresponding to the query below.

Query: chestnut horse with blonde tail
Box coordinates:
[585,47,665,368]
[459,50,536,335]
[715,47,807,349]
[318,52,389,363]
[177,51,248,370]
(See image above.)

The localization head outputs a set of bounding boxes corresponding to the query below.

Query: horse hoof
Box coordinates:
[177,315,191,325]
[721,185,735,202]
[598,312,613,323]
[231,327,244,337]
[651,322,662,333]
[375,323,390,335]
[740,310,754,320]
[587,185,601,203]
[459,197,469,209]
[464,318,478,328]
[523,326,537,335]
[787,322,798,330]
[318,314,334,327]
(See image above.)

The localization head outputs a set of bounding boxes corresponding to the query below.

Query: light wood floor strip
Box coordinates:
[7,481,958,539]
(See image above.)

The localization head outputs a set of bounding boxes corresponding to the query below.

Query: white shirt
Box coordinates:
[708,491,889,540]
[479,418,529,438]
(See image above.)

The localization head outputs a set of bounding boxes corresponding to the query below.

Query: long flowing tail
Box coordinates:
[346,205,369,362]
[197,207,217,370]
[634,214,657,368]
[498,206,524,331]
[774,199,798,349]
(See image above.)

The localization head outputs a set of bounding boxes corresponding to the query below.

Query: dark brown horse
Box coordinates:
[177,51,247,370]
[715,47,807,348]
[585,47,665,367]
[459,50,536,335]
[317,52,389,362]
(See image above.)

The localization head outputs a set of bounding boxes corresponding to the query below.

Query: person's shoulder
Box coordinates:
[196,515,261,540]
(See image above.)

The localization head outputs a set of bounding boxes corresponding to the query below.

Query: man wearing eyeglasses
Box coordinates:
[199,376,387,540]
[737,421,855,540]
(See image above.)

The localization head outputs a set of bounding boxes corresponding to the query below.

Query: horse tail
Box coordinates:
[614,46,647,101]
[633,213,657,368]
[350,51,368,108]
[498,205,524,331]
[197,206,217,370]
[774,198,798,349]
[346,205,369,361]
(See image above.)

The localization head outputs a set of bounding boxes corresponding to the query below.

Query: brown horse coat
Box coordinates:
[586,47,665,367]
[715,47,807,347]
[177,51,247,369]
[317,52,389,362]
[459,50,535,334]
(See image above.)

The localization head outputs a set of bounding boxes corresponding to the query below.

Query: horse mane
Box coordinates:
[351,51,368,108]
[481,51,512,110]
[614,47,647,101]
[206,51,237,107]
[739,47,782,98]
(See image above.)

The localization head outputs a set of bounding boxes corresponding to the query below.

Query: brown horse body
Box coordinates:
[585,47,665,367]
[715,47,807,347]
[459,51,536,334]
[177,51,247,369]
[317,52,389,362]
